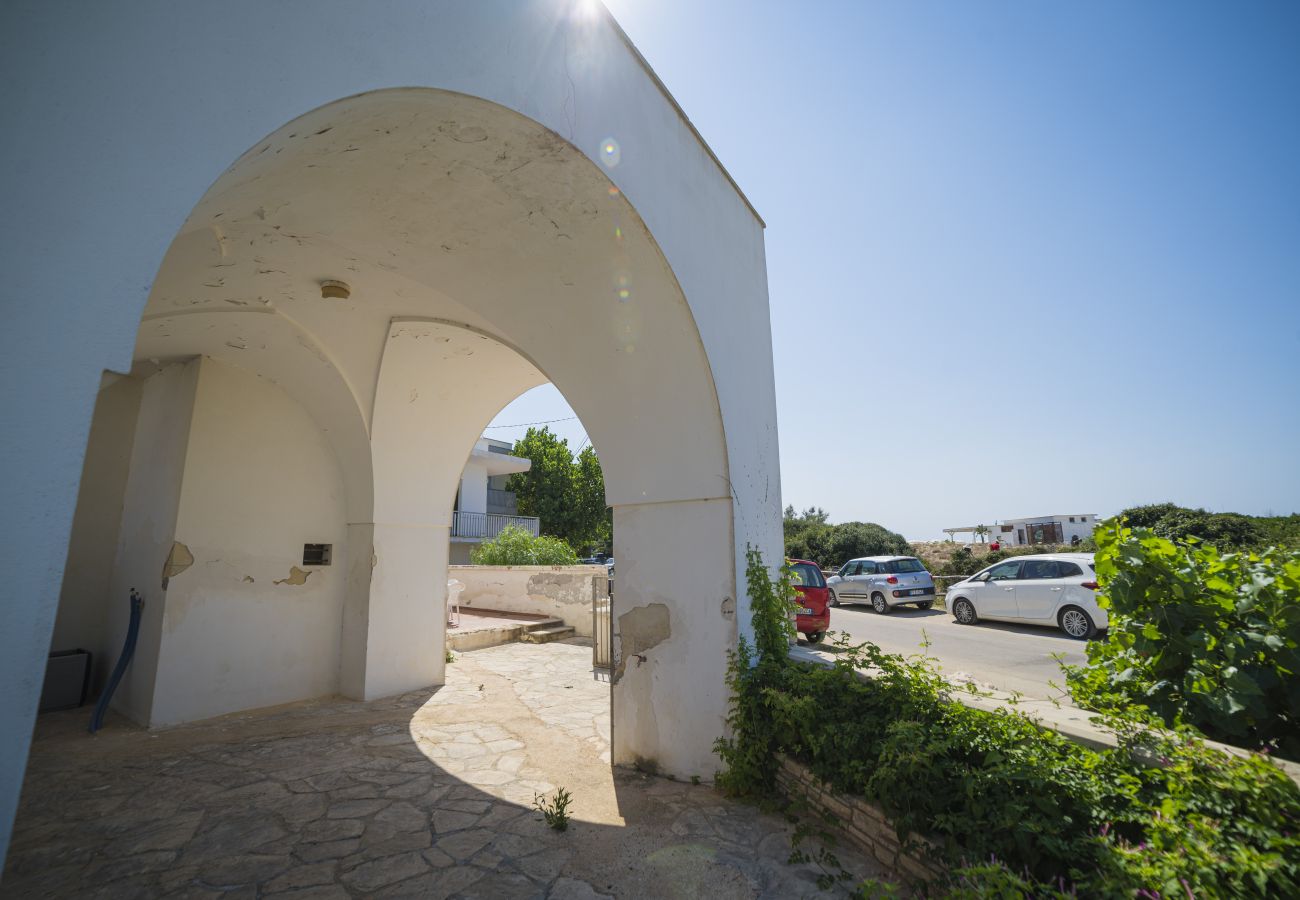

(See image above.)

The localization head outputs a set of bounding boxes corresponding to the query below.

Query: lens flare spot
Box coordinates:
[599,138,621,168]
[618,289,631,301]
[613,226,623,240]
[607,186,620,197]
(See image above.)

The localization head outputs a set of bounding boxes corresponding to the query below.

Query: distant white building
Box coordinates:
[449,437,539,564]
[944,514,1098,547]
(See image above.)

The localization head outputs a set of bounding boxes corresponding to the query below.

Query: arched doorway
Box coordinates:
[55,88,742,779]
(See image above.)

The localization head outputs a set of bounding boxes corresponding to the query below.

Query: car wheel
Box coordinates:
[1059,606,1097,640]
[916,600,933,611]
[952,598,977,625]
[871,593,889,614]
[828,589,840,608]
[805,631,824,644]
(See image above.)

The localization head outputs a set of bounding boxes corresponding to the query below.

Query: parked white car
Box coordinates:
[946,553,1106,639]
[826,556,937,613]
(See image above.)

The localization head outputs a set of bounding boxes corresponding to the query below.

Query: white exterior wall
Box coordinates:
[450,565,606,637]
[0,1,783,857]
[105,361,202,725]
[50,376,142,696]
[459,460,490,517]
[147,359,348,725]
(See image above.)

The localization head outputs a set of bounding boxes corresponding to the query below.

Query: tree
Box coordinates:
[507,427,580,546]
[1116,503,1267,550]
[575,445,612,555]
[505,427,611,554]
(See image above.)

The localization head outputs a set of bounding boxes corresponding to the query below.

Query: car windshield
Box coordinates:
[887,558,926,573]
[789,562,825,589]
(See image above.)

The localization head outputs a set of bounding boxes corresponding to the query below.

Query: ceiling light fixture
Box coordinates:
[320,279,351,300]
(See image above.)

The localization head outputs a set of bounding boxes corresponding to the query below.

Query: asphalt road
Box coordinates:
[812,601,1091,702]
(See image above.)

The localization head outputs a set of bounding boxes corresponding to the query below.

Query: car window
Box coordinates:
[790,562,825,588]
[1021,560,1060,579]
[859,561,877,575]
[986,561,1021,581]
[839,562,857,577]
[885,558,926,573]
[1058,562,1084,577]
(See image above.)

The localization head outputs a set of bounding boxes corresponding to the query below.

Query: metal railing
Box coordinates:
[450,511,539,539]
[592,573,612,671]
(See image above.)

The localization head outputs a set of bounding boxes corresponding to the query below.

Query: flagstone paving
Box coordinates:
[3,639,887,898]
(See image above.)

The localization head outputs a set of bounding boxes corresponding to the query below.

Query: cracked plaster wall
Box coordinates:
[448,565,607,637]
[148,358,348,726]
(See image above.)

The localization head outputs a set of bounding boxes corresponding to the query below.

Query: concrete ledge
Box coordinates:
[450,565,607,637]
[788,644,1300,786]
[775,755,943,883]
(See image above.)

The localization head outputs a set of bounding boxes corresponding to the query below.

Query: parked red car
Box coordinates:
[788,558,830,644]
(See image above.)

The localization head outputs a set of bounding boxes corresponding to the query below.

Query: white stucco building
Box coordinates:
[0,0,784,863]
[450,437,539,564]
[944,514,1099,547]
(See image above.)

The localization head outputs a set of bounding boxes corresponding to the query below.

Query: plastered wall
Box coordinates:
[450,565,608,637]
[148,359,348,726]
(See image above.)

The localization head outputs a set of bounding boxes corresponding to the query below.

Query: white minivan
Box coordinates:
[946,553,1107,639]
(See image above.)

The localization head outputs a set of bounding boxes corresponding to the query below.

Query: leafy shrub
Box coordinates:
[1118,502,1270,550]
[783,506,911,569]
[716,548,1300,896]
[1066,518,1300,759]
[470,524,578,566]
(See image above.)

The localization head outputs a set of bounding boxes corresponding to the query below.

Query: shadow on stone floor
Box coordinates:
[1,640,888,899]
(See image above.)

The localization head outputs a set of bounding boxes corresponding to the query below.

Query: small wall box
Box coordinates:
[41,649,92,712]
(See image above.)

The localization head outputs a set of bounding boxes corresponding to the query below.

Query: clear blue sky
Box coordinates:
[490,0,1300,540]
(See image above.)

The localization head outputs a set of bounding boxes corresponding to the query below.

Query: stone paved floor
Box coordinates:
[3,640,887,898]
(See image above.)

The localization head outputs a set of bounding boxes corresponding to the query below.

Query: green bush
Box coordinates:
[1117,502,1272,550]
[469,524,578,566]
[783,506,911,569]
[716,549,1300,896]
[1066,518,1300,759]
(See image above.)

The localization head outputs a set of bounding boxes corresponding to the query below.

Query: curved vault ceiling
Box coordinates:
[136,88,730,515]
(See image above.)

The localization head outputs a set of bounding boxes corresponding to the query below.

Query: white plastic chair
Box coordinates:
[446,578,464,628]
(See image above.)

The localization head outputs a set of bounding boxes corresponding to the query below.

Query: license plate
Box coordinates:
[908,589,928,596]
[800,607,814,615]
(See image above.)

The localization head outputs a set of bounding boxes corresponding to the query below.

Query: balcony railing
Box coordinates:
[451,510,540,540]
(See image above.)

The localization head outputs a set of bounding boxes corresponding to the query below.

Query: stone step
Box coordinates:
[519,625,577,644]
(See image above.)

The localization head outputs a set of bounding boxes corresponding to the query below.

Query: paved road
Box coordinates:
[814,602,1091,701]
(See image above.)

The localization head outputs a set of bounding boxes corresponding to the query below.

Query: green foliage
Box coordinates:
[716,547,1300,896]
[1065,518,1300,759]
[506,427,610,553]
[574,445,612,555]
[470,524,579,566]
[783,506,910,569]
[1117,502,1288,550]
[533,787,573,831]
[713,546,799,796]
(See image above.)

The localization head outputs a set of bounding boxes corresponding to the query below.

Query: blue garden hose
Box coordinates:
[89,589,143,734]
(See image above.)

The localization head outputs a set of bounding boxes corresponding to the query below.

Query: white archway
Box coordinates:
[59,88,743,780]
[0,3,783,861]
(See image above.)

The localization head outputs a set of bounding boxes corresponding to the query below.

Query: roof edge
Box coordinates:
[599,6,767,229]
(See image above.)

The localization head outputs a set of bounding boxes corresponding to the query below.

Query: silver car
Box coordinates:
[945,552,1106,639]
[826,556,937,613]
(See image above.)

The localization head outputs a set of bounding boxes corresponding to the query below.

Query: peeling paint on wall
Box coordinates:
[161,541,194,589]
[615,602,671,679]
[273,566,312,586]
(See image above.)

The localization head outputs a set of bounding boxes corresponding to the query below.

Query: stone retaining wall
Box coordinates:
[448,565,607,637]
[775,756,944,884]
